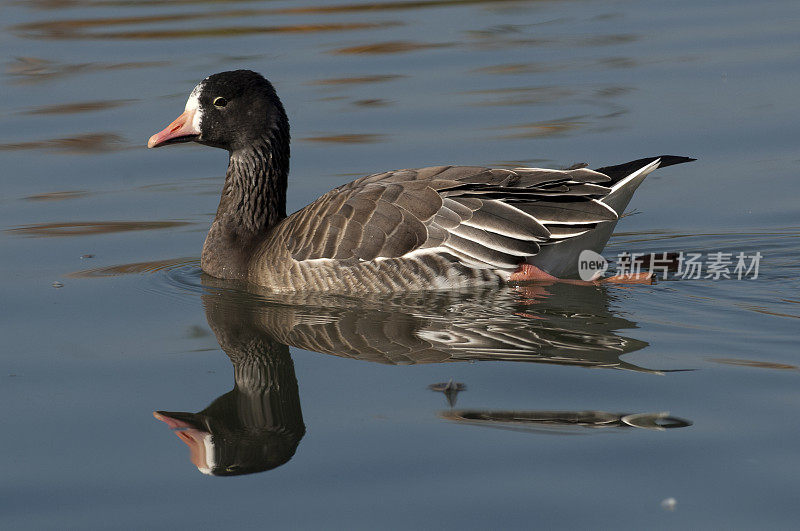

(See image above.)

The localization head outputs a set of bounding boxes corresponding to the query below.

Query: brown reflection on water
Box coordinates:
[492,105,627,138]
[491,158,553,169]
[19,0,513,13]
[473,62,565,75]
[352,98,392,107]
[24,190,90,202]
[496,117,587,139]
[579,34,638,46]
[7,220,191,237]
[709,358,799,371]
[123,22,395,40]
[14,15,400,39]
[330,41,453,55]
[464,23,554,50]
[595,86,632,98]
[13,9,399,40]
[739,305,800,320]
[23,99,135,115]
[465,37,548,51]
[68,257,197,278]
[464,86,576,107]
[597,57,638,69]
[472,57,639,77]
[0,132,127,153]
[274,0,519,15]
[105,22,399,40]
[14,12,206,38]
[7,57,169,84]
[309,74,404,86]
[301,133,386,144]
[464,31,639,51]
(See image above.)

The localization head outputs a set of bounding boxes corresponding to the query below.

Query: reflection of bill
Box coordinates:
[153,412,218,475]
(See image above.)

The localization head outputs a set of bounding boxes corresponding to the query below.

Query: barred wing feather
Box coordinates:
[281,165,619,271]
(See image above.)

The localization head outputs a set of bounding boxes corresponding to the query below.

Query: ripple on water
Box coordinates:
[23,190,91,202]
[0,132,128,153]
[21,99,135,115]
[68,257,204,303]
[607,227,800,283]
[6,56,170,84]
[603,227,800,359]
[11,10,400,40]
[68,257,199,278]
[7,220,192,237]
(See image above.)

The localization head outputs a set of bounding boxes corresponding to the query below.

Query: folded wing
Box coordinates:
[281,165,619,271]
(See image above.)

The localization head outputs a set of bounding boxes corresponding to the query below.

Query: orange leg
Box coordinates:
[509,263,559,282]
[600,272,654,284]
[509,264,654,286]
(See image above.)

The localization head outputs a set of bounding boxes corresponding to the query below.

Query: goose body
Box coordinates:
[148,70,694,293]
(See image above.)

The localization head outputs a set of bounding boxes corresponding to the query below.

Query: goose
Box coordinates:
[148,70,694,293]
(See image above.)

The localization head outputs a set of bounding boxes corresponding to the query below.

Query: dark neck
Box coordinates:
[222,128,290,232]
[202,125,290,280]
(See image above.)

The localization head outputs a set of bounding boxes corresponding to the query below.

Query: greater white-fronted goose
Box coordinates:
[148,70,694,292]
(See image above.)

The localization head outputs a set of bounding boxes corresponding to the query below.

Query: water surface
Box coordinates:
[2,0,799,528]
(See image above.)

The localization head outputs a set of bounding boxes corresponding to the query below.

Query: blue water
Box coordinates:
[2,0,799,528]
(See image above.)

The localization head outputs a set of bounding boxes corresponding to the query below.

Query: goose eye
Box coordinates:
[213,96,228,108]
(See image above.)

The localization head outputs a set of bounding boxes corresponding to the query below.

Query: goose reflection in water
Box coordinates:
[154,297,305,477]
[441,410,691,434]
[155,276,689,476]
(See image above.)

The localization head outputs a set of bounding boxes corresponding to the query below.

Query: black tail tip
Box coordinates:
[657,155,697,168]
[594,155,696,182]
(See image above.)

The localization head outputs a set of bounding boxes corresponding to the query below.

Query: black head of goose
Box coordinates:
[148,70,694,292]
